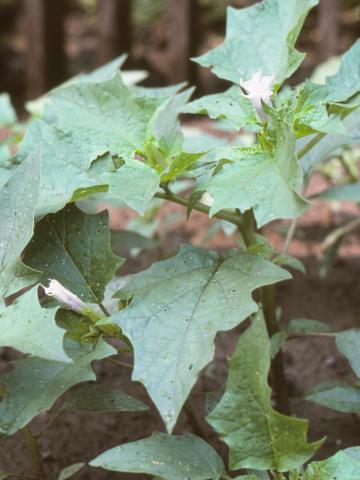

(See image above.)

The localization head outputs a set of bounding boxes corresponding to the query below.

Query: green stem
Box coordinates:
[20,426,45,480]
[237,209,291,415]
[261,285,291,415]
[154,190,246,227]
[296,132,326,160]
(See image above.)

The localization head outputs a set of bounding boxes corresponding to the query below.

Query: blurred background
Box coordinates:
[0,0,359,109]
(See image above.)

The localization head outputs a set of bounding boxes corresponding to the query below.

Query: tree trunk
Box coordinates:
[23,0,66,99]
[97,0,131,66]
[167,0,198,84]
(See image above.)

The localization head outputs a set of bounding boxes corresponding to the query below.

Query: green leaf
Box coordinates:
[324,40,360,104]
[207,143,307,228]
[294,82,349,137]
[313,182,360,202]
[62,383,148,413]
[0,152,41,297]
[0,338,115,435]
[194,0,318,85]
[274,255,305,274]
[112,244,290,431]
[58,463,86,480]
[336,329,360,377]
[270,331,288,359]
[49,73,164,161]
[306,381,360,414]
[0,472,9,480]
[207,313,322,472]
[90,432,225,480]
[287,319,331,335]
[23,204,123,304]
[0,93,16,126]
[151,87,194,159]
[0,287,68,362]
[305,447,360,479]
[181,86,258,130]
[19,120,108,218]
[26,55,127,116]
[100,159,160,214]
[300,111,360,175]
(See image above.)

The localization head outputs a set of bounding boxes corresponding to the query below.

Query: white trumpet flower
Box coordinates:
[240,71,275,118]
[43,279,86,313]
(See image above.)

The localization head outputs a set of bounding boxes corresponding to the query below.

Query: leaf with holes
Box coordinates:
[112,244,290,431]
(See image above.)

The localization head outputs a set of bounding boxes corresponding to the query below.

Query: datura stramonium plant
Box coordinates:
[1,0,360,478]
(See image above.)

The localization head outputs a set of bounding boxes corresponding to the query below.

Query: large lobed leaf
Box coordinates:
[23,204,123,304]
[194,0,318,85]
[112,244,290,431]
[48,73,163,161]
[207,313,322,472]
[207,115,308,227]
[90,432,225,480]
[181,86,258,130]
[19,120,108,217]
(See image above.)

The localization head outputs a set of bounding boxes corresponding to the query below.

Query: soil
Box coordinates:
[1,166,360,479]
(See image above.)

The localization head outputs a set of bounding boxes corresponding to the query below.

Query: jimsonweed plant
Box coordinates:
[1,0,360,478]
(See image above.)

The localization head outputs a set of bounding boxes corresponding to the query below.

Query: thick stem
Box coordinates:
[154,190,245,227]
[261,285,291,415]
[238,210,291,415]
[20,426,45,480]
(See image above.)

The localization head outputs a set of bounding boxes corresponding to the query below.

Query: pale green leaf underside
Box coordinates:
[0,152,40,297]
[23,204,123,304]
[62,383,148,413]
[182,86,257,130]
[194,0,318,84]
[0,287,68,362]
[0,339,115,435]
[305,447,360,479]
[90,432,225,480]
[207,313,322,472]
[306,382,360,415]
[208,151,307,227]
[113,244,290,431]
